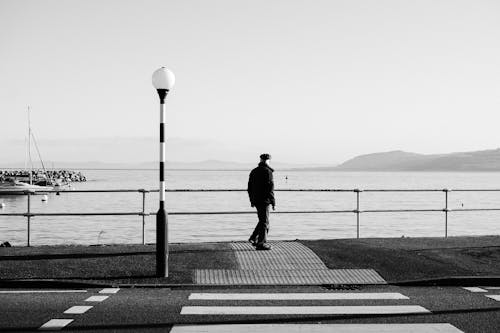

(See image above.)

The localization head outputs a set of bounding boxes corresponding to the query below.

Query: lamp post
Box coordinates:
[152,67,175,277]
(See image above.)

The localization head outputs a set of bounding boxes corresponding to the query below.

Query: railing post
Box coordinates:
[140,189,148,245]
[355,189,361,239]
[444,189,449,238]
[26,190,32,247]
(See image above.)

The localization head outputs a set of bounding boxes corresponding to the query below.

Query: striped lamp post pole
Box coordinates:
[152,67,175,277]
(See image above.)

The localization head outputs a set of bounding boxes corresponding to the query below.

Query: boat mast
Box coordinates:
[24,135,28,171]
[28,106,33,185]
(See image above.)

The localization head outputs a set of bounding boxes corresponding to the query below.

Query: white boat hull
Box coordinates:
[0,181,53,195]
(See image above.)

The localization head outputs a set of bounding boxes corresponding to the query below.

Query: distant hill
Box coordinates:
[332,149,500,171]
[6,148,500,171]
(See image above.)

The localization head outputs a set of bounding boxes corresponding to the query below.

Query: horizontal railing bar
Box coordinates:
[46,189,353,193]
[182,188,500,193]
[20,189,352,193]
[0,212,144,217]
[31,189,148,193]
[361,209,445,213]
[276,189,356,192]
[5,208,500,218]
[162,189,473,192]
[1,211,355,217]
[164,188,500,192]
[35,212,144,216]
[450,208,500,212]
[3,209,500,219]
[22,188,500,194]
[137,189,355,192]
[447,189,500,192]
[362,189,447,193]
[165,189,244,192]
[165,210,356,215]
[358,208,500,213]
[271,210,356,214]
[14,188,500,195]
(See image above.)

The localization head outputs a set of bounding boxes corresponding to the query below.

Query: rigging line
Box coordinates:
[30,130,51,182]
[24,136,28,171]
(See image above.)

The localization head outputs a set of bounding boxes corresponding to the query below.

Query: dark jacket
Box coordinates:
[247,162,275,206]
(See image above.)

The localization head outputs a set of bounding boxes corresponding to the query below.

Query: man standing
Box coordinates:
[247,153,275,250]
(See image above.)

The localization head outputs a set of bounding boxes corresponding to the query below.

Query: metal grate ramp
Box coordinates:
[195,241,386,285]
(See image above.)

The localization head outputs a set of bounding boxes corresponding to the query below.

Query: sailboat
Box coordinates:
[0,179,53,195]
[0,107,55,195]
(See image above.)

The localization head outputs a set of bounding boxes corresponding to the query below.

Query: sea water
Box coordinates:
[1,169,500,246]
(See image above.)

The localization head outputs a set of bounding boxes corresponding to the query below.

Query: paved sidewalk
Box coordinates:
[0,236,499,287]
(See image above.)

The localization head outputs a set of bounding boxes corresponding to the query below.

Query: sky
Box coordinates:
[1,0,499,165]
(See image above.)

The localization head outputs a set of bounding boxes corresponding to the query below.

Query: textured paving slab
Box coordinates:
[231,241,327,270]
[194,241,386,285]
[195,269,386,285]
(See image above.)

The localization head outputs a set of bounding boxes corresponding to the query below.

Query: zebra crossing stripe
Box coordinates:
[85,295,109,302]
[0,290,87,293]
[99,288,120,294]
[170,323,464,332]
[63,305,93,314]
[38,319,74,331]
[180,305,430,315]
[188,293,409,300]
[462,287,487,292]
[486,295,500,301]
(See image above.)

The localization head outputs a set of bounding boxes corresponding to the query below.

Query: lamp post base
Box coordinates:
[156,207,168,277]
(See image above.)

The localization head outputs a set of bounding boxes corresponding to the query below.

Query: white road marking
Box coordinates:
[38,319,74,330]
[170,323,464,332]
[188,293,409,300]
[85,295,109,302]
[462,287,487,293]
[64,305,93,314]
[99,288,120,294]
[0,290,87,294]
[180,305,430,315]
[486,295,500,301]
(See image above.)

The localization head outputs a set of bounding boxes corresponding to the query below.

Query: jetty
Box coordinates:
[0,169,87,183]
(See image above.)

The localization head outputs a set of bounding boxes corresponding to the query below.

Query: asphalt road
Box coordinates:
[1,285,499,332]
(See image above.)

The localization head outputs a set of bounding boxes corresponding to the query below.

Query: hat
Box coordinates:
[260,153,271,160]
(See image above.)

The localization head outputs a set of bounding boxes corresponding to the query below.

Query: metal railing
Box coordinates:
[1,188,500,246]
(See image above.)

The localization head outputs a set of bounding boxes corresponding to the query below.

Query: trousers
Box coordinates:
[250,204,270,245]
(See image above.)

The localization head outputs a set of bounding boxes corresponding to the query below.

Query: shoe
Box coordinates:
[248,237,257,247]
[256,243,272,251]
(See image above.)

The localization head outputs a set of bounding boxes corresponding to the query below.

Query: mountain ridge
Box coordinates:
[3,148,500,171]
[332,148,500,171]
